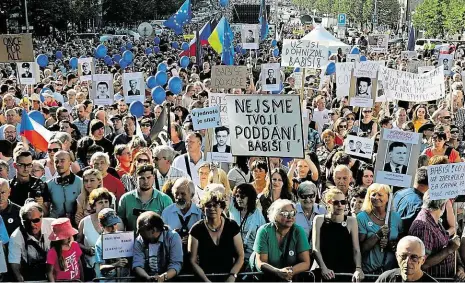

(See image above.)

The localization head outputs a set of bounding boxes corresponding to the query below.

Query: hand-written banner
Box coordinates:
[428,162,465,200]
[379,66,445,102]
[336,62,354,97]
[211,66,248,89]
[0,34,34,62]
[209,93,228,126]
[353,61,379,79]
[225,95,304,158]
[191,105,221,130]
[102,232,134,259]
[282,39,329,69]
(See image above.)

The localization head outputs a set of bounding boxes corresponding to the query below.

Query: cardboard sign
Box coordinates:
[226,95,304,158]
[209,93,228,126]
[349,61,379,107]
[0,34,34,63]
[102,232,134,259]
[78,57,95,81]
[191,105,221,130]
[346,54,360,63]
[418,66,435,74]
[439,54,453,76]
[282,39,329,69]
[211,66,248,89]
[368,34,389,53]
[92,74,114,105]
[17,62,39,85]
[336,62,354,97]
[207,94,233,162]
[374,129,422,188]
[428,162,465,200]
[344,135,374,160]
[379,66,445,102]
[406,60,425,73]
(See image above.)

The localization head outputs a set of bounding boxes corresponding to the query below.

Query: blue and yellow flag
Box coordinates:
[208,17,235,65]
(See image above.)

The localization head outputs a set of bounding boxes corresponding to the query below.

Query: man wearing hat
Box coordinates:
[21,63,33,78]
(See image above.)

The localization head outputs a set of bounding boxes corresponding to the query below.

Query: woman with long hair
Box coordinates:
[354,108,378,137]
[354,164,374,190]
[75,169,103,225]
[288,155,320,190]
[422,131,461,163]
[120,151,152,192]
[259,168,294,222]
[412,105,429,132]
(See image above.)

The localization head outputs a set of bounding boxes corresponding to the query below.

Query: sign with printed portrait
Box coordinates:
[344,135,374,160]
[208,93,233,163]
[368,34,389,53]
[241,24,259,50]
[91,74,114,105]
[123,72,145,103]
[349,61,379,107]
[17,61,39,85]
[439,54,453,76]
[374,129,422,187]
[261,63,281,91]
[78,57,94,81]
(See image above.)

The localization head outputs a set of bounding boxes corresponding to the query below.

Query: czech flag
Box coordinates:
[20,110,52,152]
[179,20,214,57]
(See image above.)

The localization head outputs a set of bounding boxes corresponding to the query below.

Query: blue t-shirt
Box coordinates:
[0,216,9,244]
[356,211,402,273]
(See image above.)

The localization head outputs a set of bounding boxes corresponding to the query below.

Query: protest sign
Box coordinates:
[401,51,418,60]
[379,66,445,102]
[209,93,228,126]
[428,162,465,200]
[346,54,360,63]
[0,34,34,63]
[417,66,435,74]
[368,34,389,53]
[282,39,329,69]
[191,105,221,130]
[92,74,114,105]
[293,71,303,89]
[102,232,134,259]
[17,62,39,85]
[336,62,354,97]
[406,60,425,73]
[374,129,422,188]
[261,63,281,91]
[123,72,145,103]
[439,54,453,76]
[78,57,94,81]
[207,94,232,162]
[241,24,259,49]
[211,66,248,89]
[344,135,374,160]
[349,61,379,107]
[226,95,304,158]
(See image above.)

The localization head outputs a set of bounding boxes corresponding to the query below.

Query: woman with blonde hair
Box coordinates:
[356,184,402,274]
[75,169,103,225]
[208,165,231,195]
[288,155,319,190]
[120,150,152,192]
[312,188,363,282]
[332,117,348,146]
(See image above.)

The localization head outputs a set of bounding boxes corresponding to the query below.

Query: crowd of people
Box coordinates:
[0,14,465,282]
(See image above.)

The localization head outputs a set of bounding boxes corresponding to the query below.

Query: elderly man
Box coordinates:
[0,178,21,235]
[91,152,125,201]
[8,202,54,281]
[0,108,20,140]
[4,124,17,149]
[393,108,408,130]
[152,145,190,189]
[376,236,437,282]
[332,164,352,196]
[46,150,83,220]
[409,191,461,279]
[172,133,205,187]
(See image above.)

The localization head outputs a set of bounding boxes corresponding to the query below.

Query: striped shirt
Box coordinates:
[73,118,89,137]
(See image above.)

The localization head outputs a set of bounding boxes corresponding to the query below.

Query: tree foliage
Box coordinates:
[413,0,465,37]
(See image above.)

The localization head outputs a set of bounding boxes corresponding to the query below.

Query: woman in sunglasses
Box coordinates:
[312,188,363,282]
[120,151,152,192]
[422,131,461,163]
[295,181,326,244]
[332,117,348,146]
[259,168,294,222]
[354,108,377,137]
[253,199,311,281]
[44,139,63,182]
[357,184,402,274]
[189,191,244,282]
[229,184,266,269]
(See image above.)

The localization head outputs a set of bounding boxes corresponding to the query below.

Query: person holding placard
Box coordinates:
[354,108,378,138]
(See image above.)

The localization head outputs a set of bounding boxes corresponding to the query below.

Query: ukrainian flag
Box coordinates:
[208,17,235,65]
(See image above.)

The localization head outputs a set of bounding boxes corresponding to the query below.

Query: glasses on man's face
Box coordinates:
[205,202,221,209]
[397,253,422,263]
[17,163,33,169]
[153,156,166,162]
[300,193,316,200]
[27,217,42,224]
[331,200,348,206]
[144,105,151,108]
[443,116,451,120]
[141,124,151,128]
[451,131,459,135]
[279,210,297,218]
[47,148,60,153]
[137,158,150,163]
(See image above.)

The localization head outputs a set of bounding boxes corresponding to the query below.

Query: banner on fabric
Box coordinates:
[428,162,465,200]
[281,39,329,69]
[226,95,304,158]
[211,66,248,89]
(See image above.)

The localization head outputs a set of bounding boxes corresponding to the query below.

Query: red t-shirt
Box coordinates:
[46,241,82,281]
[103,173,126,201]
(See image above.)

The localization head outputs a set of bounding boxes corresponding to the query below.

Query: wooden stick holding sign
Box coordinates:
[381,192,393,253]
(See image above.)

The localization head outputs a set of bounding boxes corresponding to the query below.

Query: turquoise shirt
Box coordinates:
[47,175,83,218]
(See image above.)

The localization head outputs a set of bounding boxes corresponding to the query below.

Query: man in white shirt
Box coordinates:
[172,132,205,186]
[312,95,330,134]
[152,145,190,190]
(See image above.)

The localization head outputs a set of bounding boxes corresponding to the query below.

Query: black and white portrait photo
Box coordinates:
[123,72,144,103]
[261,63,281,91]
[96,81,110,99]
[246,30,255,43]
[78,58,94,81]
[21,62,33,78]
[82,62,92,76]
[241,24,259,49]
[439,54,453,75]
[17,62,37,84]
[127,80,141,96]
[212,126,231,153]
[368,34,388,53]
[383,141,409,174]
[266,69,276,84]
[356,77,372,98]
[344,135,373,159]
[91,74,114,105]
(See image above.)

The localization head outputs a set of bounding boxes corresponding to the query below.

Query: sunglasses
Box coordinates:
[451,130,459,134]
[27,217,42,224]
[141,124,151,128]
[443,116,451,119]
[137,158,150,163]
[153,157,166,162]
[279,210,297,218]
[363,110,373,113]
[339,125,347,129]
[205,202,221,209]
[331,200,348,206]
[144,105,151,108]
[47,148,60,153]
[347,117,355,121]
[300,193,316,200]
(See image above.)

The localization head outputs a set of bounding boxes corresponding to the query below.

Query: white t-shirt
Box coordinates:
[313,108,330,134]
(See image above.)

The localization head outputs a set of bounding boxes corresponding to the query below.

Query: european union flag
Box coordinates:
[208,17,235,65]
[163,0,193,35]
[259,0,268,41]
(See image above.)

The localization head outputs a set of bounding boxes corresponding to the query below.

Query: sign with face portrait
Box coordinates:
[349,61,379,107]
[123,72,145,104]
[17,61,39,85]
[78,57,94,81]
[261,63,281,91]
[207,93,233,162]
[241,24,259,50]
[344,135,374,160]
[439,54,453,76]
[368,34,389,53]
[374,129,422,188]
[91,74,114,105]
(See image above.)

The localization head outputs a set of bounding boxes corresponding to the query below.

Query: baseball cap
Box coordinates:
[98,208,121,227]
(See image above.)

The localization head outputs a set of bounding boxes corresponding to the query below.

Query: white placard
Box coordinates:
[401,51,418,60]
[241,24,259,49]
[418,66,435,74]
[293,72,303,89]
[344,135,374,160]
[368,34,389,53]
[123,72,145,104]
[208,93,232,162]
[78,57,94,81]
[439,54,453,76]
[428,163,465,200]
[379,66,445,102]
[191,105,221,130]
[226,95,304,158]
[336,62,354,97]
[102,232,134,260]
[282,39,329,69]
[91,74,114,105]
[261,63,281,91]
[17,62,38,85]
[353,61,379,79]
[346,54,360,63]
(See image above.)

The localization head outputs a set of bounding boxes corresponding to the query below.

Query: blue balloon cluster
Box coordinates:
[36,54,49,68]
[152,86,166,104]
[168,77,183,95]
[95,44,108,59]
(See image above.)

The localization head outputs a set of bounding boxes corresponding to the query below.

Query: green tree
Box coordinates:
[412,0,443,37]
[443,0,465,35]
[377,0,400,28]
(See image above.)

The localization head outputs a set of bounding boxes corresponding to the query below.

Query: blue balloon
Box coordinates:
[157,63,168,72]
[153,46,160,54]
[325,62,336,75]
[119,59,128,69]
[171,42,179,49]
[126,42,133,49]
[39,93,45,103]
[180,56,190,68]
[273,48,279,57]
[79,55,86,59]
[151,86,166,104]
[113,54,121,62]
[40,87,51,94]
[235,46,241,53]
[106,59,114,66]
[104,55,111,62]
[181,42,189,51]
[122,50,134,63]
[350,47,360,55]
[28,110,45,126]
[271,39,277,47]
[145,47,152,55]
[168,76,183,95]
[155,71,168,86]
[129,101,144,118]
[56,51,63,59]
[146,76,157,89]
[120,46,126,53]
[360,55,367,61]
[36,54,49,68]
[219,0,229,7]
[154,37,161,45]
[294,67,301,72]
[70,57,78,69]
[95,44,107,59]
[241,48,247,55]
